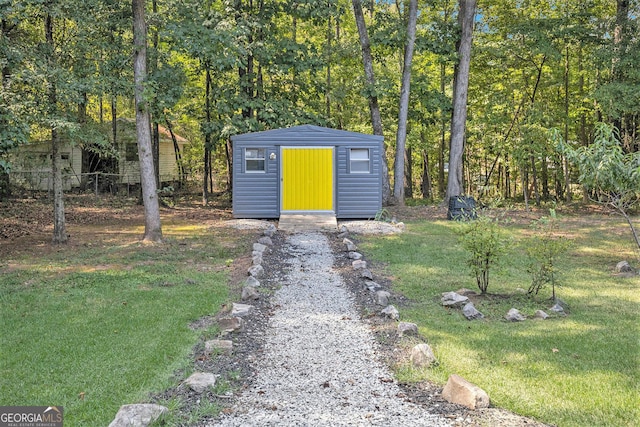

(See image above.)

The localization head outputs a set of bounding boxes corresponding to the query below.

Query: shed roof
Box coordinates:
[231,124,383,143]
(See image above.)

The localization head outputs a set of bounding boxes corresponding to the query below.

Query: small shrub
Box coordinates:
[458,215,509,294]
[374,208,392,222]
[526,210,572,300]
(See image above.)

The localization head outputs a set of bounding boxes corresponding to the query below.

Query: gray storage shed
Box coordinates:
[231,125,383,219]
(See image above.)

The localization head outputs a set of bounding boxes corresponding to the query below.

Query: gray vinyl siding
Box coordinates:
[336,145,382,218]
[231,125,383,219]
[232,145,279,218]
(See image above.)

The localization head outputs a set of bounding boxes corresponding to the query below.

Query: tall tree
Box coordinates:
[44,9,67,244]
[446,0,476,202]
[393,0,418,205]
[133,0,163,242]
[352,0,392,205]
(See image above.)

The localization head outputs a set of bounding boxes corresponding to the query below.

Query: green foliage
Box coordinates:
[374,207,391,222]
[525,209,572,299]
[556,123,640,199]
[457,216,510,294]
[555,122,640,251]
[0,0,636,209]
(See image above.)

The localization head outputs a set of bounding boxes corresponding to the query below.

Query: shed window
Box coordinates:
[349,148,370,173]
[245,148,266,172]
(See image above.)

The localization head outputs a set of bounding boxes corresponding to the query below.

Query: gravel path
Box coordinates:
[210,232,451,426]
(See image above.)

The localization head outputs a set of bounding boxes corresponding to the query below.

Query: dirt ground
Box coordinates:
[0,192,234,258]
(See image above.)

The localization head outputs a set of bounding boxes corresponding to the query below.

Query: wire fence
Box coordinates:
[9,171,186,196]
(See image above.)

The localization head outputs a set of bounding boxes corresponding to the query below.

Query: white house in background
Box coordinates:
[10,141,83,191]
[114,118,187,185]
[10,119,188,191]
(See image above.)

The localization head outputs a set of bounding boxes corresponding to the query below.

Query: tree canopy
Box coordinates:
[1,0,638,209]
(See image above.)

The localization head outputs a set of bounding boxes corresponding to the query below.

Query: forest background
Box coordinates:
[1,0,639,216]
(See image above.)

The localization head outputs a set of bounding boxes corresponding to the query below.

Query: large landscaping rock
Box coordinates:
[534,310,549,320]
[251,253,263,265]
[253,242,268,253]
[410,343,436,368]
[108,404,168,427]
[248,265,264,278]
[205,339,233,355]
[184,372,218,393]
[241,286,260,301]
[365,280,382,292]
[257,236,273,246]
[343,238,358,252]
[505,308,526,322]
[352,260,367,270]
[376,290,391,306]
[441,291,469,308]
[360,268,374,280]
[616,260,633,273]
[263,224,277,237]
[381,305,400,320]
[549,303,565,314]
[441,374,490,410]
[218,316,245,334]
[231,303,254,317]
[462,303,484,320]
[245,276,260,287]
[398,322,418,337]
[550,298,568,315]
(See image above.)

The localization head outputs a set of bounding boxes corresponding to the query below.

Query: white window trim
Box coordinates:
[245,148,266,173]
[349,148,370,174]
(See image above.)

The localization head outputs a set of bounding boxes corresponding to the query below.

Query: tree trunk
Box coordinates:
[326,15,332,118]
[352,0,392,205]
[522,165,529,211]
[445,0,476,203]
[405,145,413,198]
[151,117,160,186]
[531,155,540,206]
[203,66,212,205]
[439,63,446,198]
[165,117,184,184]
[225,138,232,190]
[151,0,160,187]
[563,44,572,201]
[392,0,418,206]
[45,13,68,244]
[133,0,162,242]
[541,155,549,200]
[421,148,432,199]
[505,155,511,199]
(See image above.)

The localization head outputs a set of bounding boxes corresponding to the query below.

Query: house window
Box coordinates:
[349,148,370,173]
[245,148,266,172]
[126,142,138,161]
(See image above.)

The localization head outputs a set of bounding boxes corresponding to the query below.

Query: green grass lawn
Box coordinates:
[360,213,639,427]
[0,221,251,425]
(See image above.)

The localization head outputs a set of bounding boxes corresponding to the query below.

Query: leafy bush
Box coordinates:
[526,210,572,300]
[458,215,509,294]
[554,123,640,253]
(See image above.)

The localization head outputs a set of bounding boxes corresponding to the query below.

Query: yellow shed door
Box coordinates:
[282,147,333,211]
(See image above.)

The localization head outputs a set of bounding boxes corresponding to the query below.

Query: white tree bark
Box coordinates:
[45,13,68,244]
[446,0,476,203]
[133,0,163,242]
[393,0,418,205]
